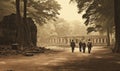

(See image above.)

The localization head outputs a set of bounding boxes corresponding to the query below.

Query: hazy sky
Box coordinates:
[57,0,83,22]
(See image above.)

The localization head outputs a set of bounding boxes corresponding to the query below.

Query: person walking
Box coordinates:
[82,42,86,53]
[87,39,92,53]
[79,41,83,52]
[70,40,76,53]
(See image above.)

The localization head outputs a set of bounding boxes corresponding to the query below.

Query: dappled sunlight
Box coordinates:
[95,56,103,59]
[116,61,120,64]
[0,0,119,71]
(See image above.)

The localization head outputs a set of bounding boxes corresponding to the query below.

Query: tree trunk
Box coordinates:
[23,0,33,47]
[24,0,27,19]
[16,0,26,47]
[114,0,120,53]
[16,0,21,18]
[107,26,110,46]
[16,0,24,45]
[15,0,21,42]
[15,0,35,47]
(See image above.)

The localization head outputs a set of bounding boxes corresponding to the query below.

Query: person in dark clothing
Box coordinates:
[87,39,92,53]
[82,42,86,53]
[70,40,76,53]
[79,41,83,52]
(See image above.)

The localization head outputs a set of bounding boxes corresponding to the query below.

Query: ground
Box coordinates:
[0,46,120,71]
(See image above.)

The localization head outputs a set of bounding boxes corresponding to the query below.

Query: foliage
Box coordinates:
[0,0,61,25]
[70,0,114,34]
[28,0,61,25]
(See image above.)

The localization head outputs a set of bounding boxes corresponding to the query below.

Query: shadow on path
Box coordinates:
[44,47,120,71]
[0,46,120,71]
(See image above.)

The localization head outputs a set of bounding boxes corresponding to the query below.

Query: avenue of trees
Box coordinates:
[70,0,120,53]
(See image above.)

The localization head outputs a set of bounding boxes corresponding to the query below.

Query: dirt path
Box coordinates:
[0,46,119,71]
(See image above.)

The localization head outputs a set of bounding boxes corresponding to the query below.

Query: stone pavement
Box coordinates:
[0,46,119,71]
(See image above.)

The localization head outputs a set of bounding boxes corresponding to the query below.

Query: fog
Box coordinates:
[0,0,95,46]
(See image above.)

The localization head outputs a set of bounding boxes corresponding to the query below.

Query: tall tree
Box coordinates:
[70,0,120,52]
[114,0,120,53]
[23,0,27,19]
[15,0,23,43]
[16,0,21,19]
[23,0,33,47]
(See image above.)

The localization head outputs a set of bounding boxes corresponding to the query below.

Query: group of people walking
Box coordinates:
[70,39,92,53]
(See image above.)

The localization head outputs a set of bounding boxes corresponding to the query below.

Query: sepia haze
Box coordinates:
[0,0,98,46]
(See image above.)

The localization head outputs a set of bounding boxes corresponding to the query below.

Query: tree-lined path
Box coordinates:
[0,0,120,71]
[0,46,119,71]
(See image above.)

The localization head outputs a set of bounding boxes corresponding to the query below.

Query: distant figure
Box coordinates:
[70,40,76,53]
[79,41,83,52]
[87,39,92,53]
[82,42,86,53]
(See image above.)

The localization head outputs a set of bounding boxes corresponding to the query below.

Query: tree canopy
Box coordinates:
[28,0,61,25]
[0,0,61,25]
[70,0,114,34]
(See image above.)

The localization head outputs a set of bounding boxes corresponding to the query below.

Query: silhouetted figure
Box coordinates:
[87,39,92,53]
[79,41,83,52]
[82,42,86,53]
[70,40,76,53]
